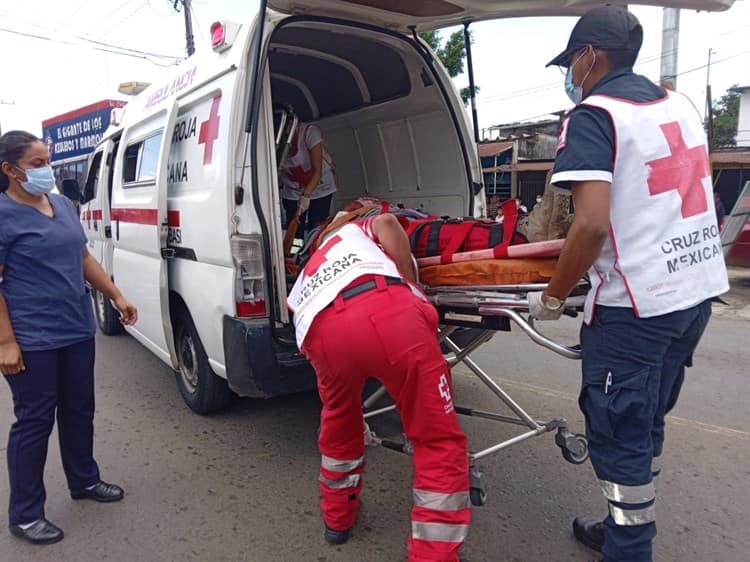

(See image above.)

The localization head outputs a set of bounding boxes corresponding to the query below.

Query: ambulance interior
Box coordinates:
[267,20,475,224]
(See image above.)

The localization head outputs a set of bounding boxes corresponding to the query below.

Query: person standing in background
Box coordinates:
[0,131,138,545]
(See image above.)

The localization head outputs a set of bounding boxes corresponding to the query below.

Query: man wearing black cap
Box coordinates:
[527,6,729,562]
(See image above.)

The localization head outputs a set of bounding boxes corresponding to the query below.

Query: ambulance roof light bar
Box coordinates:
[211,21,241,53]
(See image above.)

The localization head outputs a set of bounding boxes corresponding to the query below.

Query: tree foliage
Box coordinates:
[419,30,479,105]
[711,85,740,148]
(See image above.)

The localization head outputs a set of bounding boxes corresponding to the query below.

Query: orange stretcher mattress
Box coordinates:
[418,258,558,287]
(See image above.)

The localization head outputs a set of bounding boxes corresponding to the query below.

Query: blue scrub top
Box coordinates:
[0,192,96,351]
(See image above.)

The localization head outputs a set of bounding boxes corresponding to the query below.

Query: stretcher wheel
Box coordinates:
[469,466,486,506]
[470,487,487,507]
[560,433,589,465]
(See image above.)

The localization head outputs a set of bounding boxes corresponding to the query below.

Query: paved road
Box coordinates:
[1,271,748,561]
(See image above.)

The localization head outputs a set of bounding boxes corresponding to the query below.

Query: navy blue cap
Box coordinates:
[546,6,643,67]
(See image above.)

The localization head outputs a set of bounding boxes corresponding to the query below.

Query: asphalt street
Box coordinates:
[0,269,748,562]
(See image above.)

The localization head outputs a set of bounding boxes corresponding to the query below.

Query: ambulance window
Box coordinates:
[122,131,164,186]
[83,151,103,203]
[138,134,161,182]
[123,144,140,183]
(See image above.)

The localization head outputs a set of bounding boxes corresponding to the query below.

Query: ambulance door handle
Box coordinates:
[93,220,98,232]
[116,219,120,240]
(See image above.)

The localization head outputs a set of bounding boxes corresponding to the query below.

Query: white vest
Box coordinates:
[287,223,402,347]
[580,91,728,323]
[280,123,337,201]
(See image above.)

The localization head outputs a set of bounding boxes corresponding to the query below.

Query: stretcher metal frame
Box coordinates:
[362,282,589,506]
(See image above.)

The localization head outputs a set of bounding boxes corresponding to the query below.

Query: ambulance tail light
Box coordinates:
[211,21,240,53]
[231,235,267,318]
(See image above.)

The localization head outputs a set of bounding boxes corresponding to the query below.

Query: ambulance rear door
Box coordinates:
[111,102,179,367]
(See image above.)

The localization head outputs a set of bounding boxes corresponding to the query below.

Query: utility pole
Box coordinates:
[705,48,715,150]
[659,8,680,90]
[173,0,195,57]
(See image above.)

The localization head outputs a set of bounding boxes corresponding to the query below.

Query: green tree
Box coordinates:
[420,30,479,105]
[711,86,740,148]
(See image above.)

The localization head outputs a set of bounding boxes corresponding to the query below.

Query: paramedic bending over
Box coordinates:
[280,120,337,236]
[0,131,138,545]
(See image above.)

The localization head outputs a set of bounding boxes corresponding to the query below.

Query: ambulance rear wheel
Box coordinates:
[174,311,232,414]
[93,289,124,335]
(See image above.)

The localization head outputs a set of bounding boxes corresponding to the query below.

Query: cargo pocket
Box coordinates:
[580,366,653,443]
[607,367,654,443]
[369,304,424,366]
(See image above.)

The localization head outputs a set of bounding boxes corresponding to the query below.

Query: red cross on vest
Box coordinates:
[304,235,342,276]
[199,94,222,165]
[646,121,710,218]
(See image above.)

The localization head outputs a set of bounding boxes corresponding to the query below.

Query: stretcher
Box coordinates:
[362,280,590,507]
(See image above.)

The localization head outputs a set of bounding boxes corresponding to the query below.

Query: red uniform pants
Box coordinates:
[302,277,470,562]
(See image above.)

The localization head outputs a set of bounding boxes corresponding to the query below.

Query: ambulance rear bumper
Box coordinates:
[222,316,316,398]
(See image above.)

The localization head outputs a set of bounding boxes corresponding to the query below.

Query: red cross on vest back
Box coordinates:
[199,95,222,165]
[304,235,343,276]
[646,121,710,218]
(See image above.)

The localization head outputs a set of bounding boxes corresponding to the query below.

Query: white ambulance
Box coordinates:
[78,0,734,413]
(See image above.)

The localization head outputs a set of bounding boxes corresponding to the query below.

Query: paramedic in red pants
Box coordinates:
[529,7,729,562]
[287,214,470,562]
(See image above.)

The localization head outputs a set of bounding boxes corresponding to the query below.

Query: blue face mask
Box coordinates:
[564,67,582,105]
[16,165,56,196]
[563,50,595,105]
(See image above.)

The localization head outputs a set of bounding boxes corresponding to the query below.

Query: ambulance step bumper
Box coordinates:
[222,316,316,398]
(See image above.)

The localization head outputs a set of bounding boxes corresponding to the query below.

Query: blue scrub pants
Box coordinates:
[4,338,100,525]
[580,301,711,562]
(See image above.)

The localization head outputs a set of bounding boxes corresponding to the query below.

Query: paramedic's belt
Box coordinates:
[329,276,406,307]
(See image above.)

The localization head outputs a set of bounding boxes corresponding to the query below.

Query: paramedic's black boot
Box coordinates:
[572,517,604,552]
[324,525,351,545]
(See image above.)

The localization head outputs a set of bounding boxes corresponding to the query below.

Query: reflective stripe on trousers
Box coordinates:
[599,480,655,504]
[609,503,656,526]
[413,489,470,512]
[412,522,469,543]
[319,473,361,490]
[321,454,364,473]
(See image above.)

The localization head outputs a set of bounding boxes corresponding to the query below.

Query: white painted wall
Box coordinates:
[736,90,750,147]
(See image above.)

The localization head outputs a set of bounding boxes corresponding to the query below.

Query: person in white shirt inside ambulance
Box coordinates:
[280,120,337,238]
[287,212,470,562]
[529,7,729,562]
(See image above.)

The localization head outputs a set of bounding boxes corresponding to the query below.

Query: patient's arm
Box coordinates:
[371,214,417,283]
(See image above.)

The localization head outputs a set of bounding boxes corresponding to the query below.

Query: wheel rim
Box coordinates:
[178,329,199,394]
[95,290,106,321]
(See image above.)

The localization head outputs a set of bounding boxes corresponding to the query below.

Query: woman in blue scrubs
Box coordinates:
[0,130,138,545]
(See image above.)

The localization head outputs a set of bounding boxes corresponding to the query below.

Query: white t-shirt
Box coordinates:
[280,123,337,201]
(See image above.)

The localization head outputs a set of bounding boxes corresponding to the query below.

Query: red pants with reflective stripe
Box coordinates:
[302,279,470,562]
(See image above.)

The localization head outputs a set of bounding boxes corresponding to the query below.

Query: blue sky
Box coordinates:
[0,0,748,135]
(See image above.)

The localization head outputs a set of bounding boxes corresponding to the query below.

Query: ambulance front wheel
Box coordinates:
[174,310,232,414]
[93,289,124,335]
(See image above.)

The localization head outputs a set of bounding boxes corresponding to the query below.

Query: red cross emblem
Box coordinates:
[198,94,222,165]
[646,121,710,218]
[304,235,342,276]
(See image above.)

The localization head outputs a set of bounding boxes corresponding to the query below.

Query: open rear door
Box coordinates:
[111,102,179,367]
[268,0,734,31]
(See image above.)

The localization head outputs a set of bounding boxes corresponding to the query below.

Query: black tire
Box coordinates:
[174,310,232,414]
[561,434,590,465]
[470,487,487,507]
[93,289,124,335]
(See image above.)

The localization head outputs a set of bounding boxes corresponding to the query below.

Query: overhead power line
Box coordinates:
[0,26,183,66]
